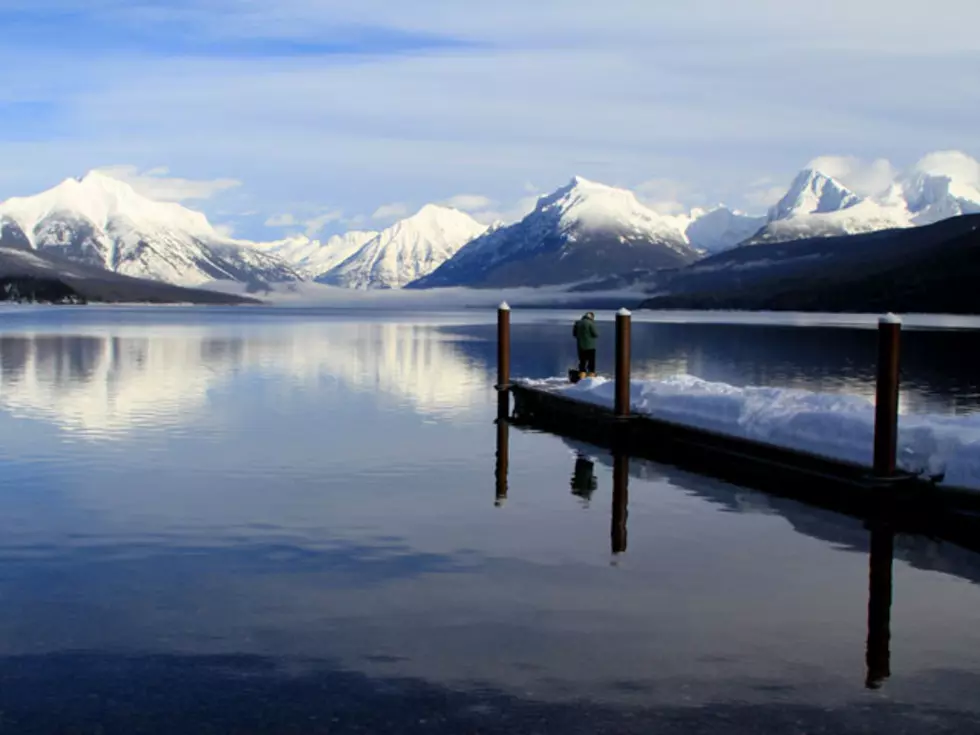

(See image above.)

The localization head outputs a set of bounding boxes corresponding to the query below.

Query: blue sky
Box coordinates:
[1,0,979,239]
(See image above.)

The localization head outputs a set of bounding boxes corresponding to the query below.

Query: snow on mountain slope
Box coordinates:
[318,205,487,289]
[684,206,766,253]
[255,230,377,279]
[769,168,862,220]
[410,177,699,289]
[743,169,910,245]
[0,172,300,287]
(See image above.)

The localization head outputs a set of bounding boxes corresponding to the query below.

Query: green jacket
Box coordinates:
[573,317,598,351]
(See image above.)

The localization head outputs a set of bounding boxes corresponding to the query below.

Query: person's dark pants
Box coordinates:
[577,349,596,374]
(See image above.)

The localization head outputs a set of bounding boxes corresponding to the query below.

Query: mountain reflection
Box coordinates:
[0,324,491,435]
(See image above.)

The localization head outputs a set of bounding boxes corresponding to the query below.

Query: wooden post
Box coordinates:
[873,314,902,478]
[865,523,894,689]
[497,302,511,391]
[615,308,632,419]
[611,452,629,554]
[494,414,509,507]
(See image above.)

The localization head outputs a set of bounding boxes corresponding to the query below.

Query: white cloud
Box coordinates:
[807,155,897,197]
[303,210,343,236]
[372,202,410,221]
[440,194,494,212]
[910,150,980,186]
[3,2,980,235]
[265,209,343,237]
[213,223,236,238]
[635,178,702,215]
[743,179,788,209]
[467,194,541,226]
[93,165,241,202]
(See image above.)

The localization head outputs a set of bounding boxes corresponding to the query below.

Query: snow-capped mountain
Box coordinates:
[900,151,980,225]
[255,230,378,280]
[683,206,766,253]
[317,204,487,289]
[770,168,863,220]
[741,154,980,246]
[0,171,300,287]
[410,176,699,289]
[743,169,909,245]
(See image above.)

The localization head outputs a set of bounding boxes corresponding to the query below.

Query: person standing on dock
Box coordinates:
[573,312,598,379]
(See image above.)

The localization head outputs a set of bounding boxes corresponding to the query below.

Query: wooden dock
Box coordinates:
[506,381,980,549]
[493,303,980,548]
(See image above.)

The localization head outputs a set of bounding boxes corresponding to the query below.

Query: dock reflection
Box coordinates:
[493,422,907,692]
[494,394,510,507]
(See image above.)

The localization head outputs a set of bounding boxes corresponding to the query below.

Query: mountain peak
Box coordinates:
[407,203,471,221]
[768,168,862,222]
[0,170,301,287]
[901,151,980,220]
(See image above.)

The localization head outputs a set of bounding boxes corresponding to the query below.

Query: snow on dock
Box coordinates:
[521,375,980,491]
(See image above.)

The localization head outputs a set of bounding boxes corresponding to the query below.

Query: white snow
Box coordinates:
[682,206,766,253]
[0,171,299,287]
[769,169,862,221]
[745,152,980,246]
[254,230,377,279]
[523,374,980,491]
[321,204,487,289]
[543,176,691,254]
[0,170,216,244]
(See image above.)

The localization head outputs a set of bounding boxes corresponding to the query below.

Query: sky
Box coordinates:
[1,0,979,240]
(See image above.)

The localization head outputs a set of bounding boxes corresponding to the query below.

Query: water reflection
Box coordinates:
[2,313,979,442]
[867,522,895,690]
[0,324,490,435]
[549,440,920,692]
[1,309,980,731]
[570,456,598,505]
[611,454,629,556]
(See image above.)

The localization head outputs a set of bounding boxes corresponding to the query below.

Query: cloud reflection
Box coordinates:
[0,323,491,436]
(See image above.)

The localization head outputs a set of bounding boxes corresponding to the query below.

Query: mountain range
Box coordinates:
[411,176,701,289]
[0,172,299,287]
[1,151,978,295]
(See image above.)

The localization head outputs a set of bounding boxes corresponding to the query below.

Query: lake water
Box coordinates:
[2,305,980,733]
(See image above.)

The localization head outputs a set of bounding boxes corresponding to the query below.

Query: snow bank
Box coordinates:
[523,375,980,490]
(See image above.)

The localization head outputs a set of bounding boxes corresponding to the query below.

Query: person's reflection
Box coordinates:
[570,455,598,505]
[612,453,629,555]
[865,521,895,690]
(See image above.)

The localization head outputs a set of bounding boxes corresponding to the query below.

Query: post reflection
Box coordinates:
[494,393,510,507]
[570,455,598,505]
[612,453,629,555]
[866,521,895,690]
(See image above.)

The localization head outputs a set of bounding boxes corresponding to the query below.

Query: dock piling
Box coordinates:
[497,302,511,391]
[873,314,902,478]
[615,308,632,419]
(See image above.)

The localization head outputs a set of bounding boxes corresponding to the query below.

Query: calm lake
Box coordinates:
[2,305,980,734]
